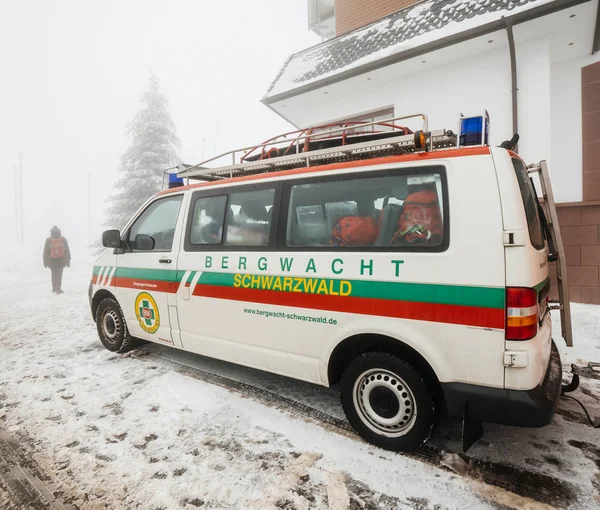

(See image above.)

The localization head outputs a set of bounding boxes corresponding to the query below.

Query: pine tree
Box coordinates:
[104,75,180,230]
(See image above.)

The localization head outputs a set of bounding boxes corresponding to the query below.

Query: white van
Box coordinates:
[90,113,570,452]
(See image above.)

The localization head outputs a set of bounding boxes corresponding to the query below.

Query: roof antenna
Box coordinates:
[500,133,519,151]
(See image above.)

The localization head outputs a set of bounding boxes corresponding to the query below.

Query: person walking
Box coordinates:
[43,226,71,294]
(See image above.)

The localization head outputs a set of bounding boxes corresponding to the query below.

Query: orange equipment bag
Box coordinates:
[331,216,378,247]
[391,190,443,245]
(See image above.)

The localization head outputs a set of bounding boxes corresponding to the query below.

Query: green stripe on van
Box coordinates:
[348,280,503,308]
[534,278,549,293]
[196,272,504,309]
[114,267,179,282]
[198,272,235,287]
[96,264,505,309]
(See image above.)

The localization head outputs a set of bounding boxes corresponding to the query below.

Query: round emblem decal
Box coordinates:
[135,292,160,334]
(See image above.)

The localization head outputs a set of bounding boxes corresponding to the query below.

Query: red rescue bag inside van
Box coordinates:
[331,216,378,247]
[392,190,443,245]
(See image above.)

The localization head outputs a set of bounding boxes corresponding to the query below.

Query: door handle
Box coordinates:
[159,257,172,264]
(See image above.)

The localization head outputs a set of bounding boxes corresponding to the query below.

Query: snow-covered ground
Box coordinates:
[0,259,599,509]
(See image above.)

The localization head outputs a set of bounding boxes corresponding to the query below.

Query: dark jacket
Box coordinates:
[43,227,71,268]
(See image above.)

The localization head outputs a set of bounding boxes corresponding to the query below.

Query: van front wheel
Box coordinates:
[341,352,435,452]
[96,297,132,353]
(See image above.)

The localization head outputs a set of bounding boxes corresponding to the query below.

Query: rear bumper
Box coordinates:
[442,340,562,427]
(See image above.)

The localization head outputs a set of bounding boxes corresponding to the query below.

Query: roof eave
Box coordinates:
[263,102,301,129]
[263,0,591,106]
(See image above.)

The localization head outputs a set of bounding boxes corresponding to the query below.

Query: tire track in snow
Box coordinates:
[139,349,580,509]
[0,426,74,510]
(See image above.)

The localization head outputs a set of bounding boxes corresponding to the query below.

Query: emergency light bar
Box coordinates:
[458,110,489,147]
[168,172,184,189]
[162,165,186,190]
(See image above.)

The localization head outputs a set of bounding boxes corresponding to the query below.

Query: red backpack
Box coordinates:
[331,216,378,247]
[50,238,65,258]
[391,190,443,245]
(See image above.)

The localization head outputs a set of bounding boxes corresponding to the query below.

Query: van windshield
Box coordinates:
[512,158,545,250]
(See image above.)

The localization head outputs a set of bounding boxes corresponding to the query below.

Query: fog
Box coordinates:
[0,0,319,262]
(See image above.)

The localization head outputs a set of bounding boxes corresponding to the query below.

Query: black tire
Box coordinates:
[341,352,435,452]
[96,297,133,353]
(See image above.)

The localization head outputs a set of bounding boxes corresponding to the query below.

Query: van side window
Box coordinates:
[286,169,446,250]
[224,189,275,247]
[512,159,545,250]
[128,195,182,251]
[189,195,227,245]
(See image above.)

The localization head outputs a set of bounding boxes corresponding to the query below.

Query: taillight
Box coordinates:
[506,287,538,340]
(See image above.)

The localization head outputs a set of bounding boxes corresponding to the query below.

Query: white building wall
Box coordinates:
[511,36,551,199]
[279,42,513,146]
[515,37,551,174]
[390,47,513,147]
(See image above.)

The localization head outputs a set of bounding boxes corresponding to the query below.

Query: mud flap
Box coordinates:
[462,401,483,452]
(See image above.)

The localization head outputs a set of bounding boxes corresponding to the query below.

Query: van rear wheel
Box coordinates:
[96,297,132,353]
[341,352,435,452]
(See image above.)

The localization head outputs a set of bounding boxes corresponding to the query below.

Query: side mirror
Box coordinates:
[134,234,155,251]
[102,230,122,248]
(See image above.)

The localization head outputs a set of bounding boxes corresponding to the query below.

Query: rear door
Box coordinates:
[490,147,551,390]
[115,193,185,348]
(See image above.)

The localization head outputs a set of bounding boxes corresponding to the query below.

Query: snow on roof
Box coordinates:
[264,0,557,100]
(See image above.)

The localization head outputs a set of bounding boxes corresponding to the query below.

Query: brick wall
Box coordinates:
[582,62,600,200]
[553,204,600,304]
[335,0,421,36]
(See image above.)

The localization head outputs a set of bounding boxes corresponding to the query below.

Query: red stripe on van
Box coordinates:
[113,277,179,293]
[192,283,504,329]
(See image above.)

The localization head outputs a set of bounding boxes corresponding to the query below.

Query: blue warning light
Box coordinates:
[459,115,489,147]
[168,172,184,189]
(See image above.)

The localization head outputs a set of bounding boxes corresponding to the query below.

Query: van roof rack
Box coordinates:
[178,114,458,181]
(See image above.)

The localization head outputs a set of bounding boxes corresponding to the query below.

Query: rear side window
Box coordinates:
[285,167,448,251]
[512,159,544,250]
[184,183,281,252]
[189,195,227,245]
[224,188,275,247]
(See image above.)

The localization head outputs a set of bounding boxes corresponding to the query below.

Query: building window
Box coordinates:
[308,0,336,39]
[329,108,396,136]
[311,108,396,140]
[344,108,395,132]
